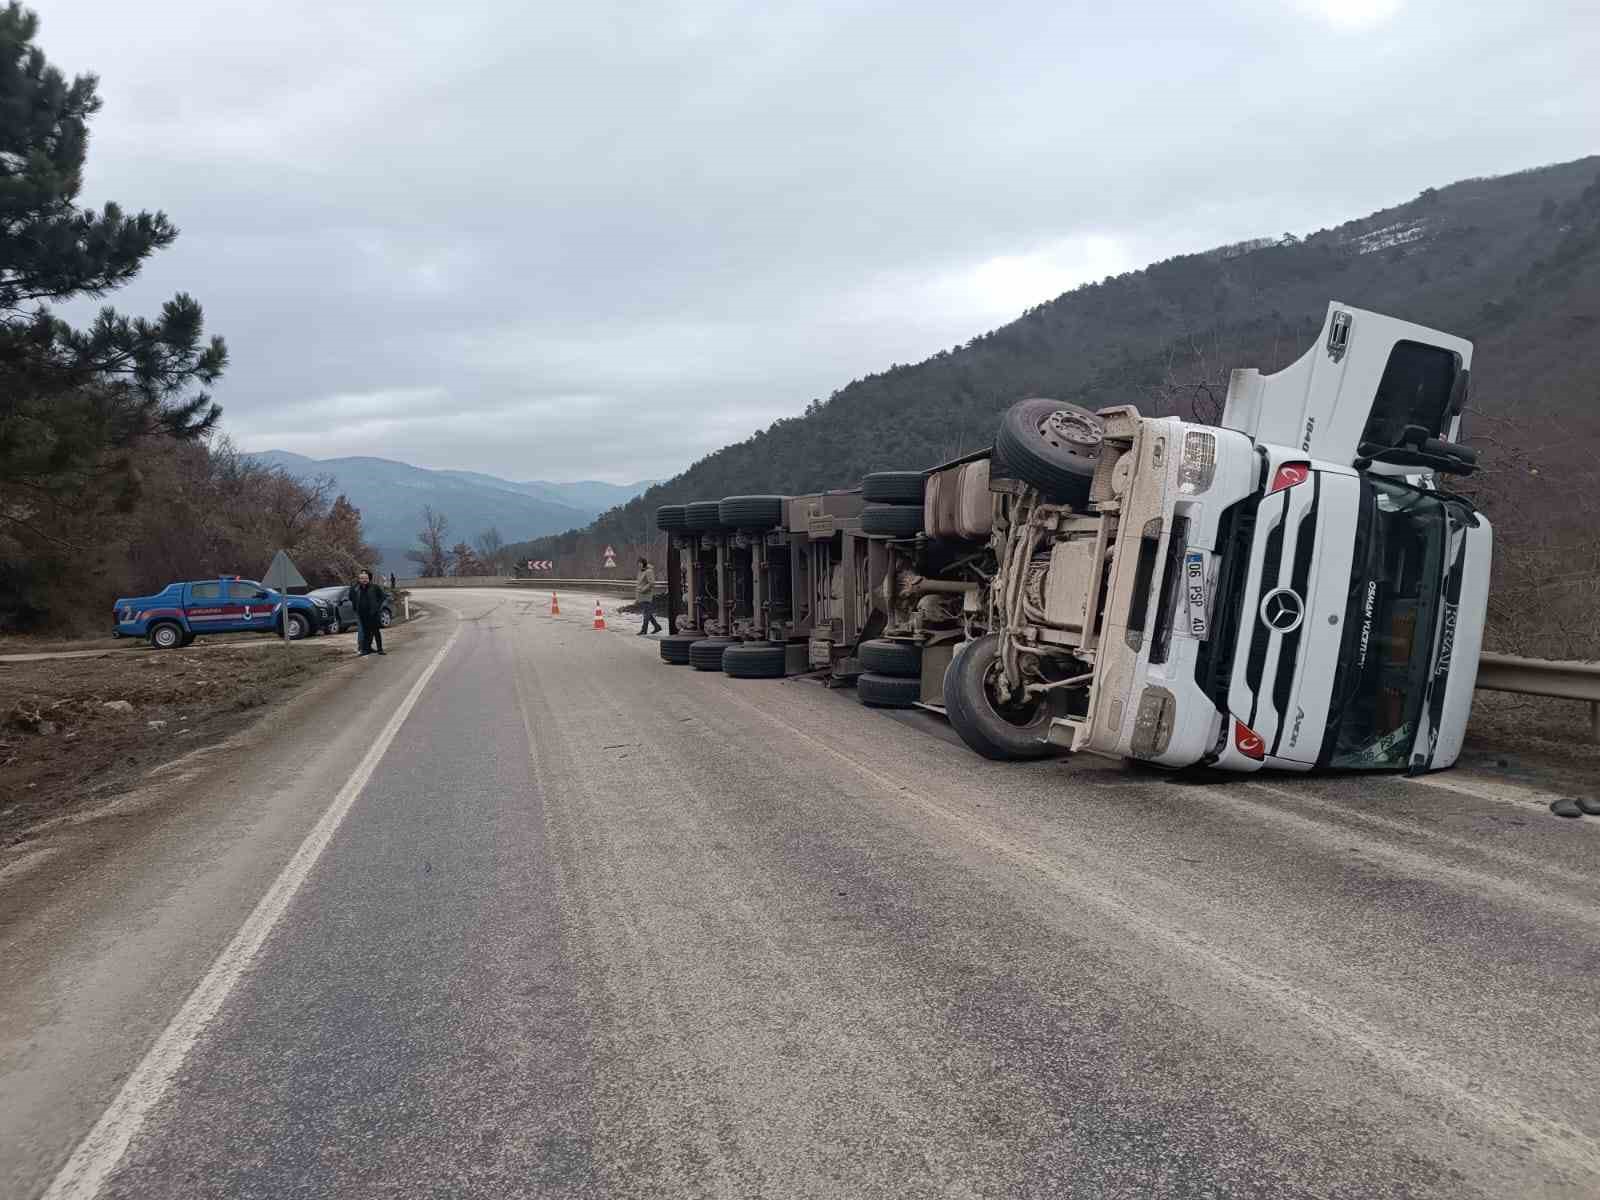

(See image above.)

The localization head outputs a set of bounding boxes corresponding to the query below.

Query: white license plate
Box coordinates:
[1183,550,1210,638]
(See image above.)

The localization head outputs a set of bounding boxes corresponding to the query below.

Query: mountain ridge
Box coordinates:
[246,450,656,571]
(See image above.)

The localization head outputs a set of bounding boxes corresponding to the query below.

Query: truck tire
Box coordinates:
[862,471,926,505]
[280,612,310,641]
[722,642,787,678]
[995,398,1103,506]
[656,504,688,531]
[859,638,921,678]
[378,608,393,628]
[857,672,921,708]
[148,622,183,650]
[861,504,923,537]
[943,633,1058,760]
[659,634,699,664]
[718,495,786,530]
[685,501,724,531]
[689,636,738,670]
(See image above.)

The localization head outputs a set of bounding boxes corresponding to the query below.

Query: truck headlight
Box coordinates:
[1130,686,1177,758]
[1179,432,1216,494]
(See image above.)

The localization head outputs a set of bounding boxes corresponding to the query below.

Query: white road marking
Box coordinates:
[40,624,462,1200]
[1401,772,1578,814]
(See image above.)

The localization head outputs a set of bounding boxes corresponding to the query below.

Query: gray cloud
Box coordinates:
[44,0,1600,481]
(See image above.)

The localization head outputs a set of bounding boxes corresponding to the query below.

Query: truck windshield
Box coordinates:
[1322,477,1446,769]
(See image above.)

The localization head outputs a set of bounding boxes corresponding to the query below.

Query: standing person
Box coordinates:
[388,572,396,591]
[635,557,662,636]
[348,569,388,656]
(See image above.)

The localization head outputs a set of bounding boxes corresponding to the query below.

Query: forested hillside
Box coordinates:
[520,155,1600,654]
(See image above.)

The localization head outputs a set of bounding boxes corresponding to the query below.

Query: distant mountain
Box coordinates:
[432,470,658,513]
[246,452,652,572]
[520,154,1600,591]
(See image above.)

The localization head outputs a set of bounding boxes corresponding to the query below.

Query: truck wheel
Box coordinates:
[689,636,738,670]
[858,672,920,708]
[718,495,786,530]
[995,398,1103,506]
[942,633,1058,760]
[148,622,183,650]
[723,642,787,678]
[685,501,724,531]
[659,634,699,664]
[859,638,921,678]
[862,471,926,505]
[282,612,310,640]
[379,608,393,628]
[656,504,689,531]
[861,504,923,537]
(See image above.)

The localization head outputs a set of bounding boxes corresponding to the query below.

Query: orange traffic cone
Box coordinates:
[550,593,560,616]
[592,601,606,630]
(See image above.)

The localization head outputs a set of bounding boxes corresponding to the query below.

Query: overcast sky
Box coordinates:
[42,0,1600,483]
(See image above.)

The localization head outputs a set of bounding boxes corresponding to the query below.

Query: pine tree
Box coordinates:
[0,2,227,550]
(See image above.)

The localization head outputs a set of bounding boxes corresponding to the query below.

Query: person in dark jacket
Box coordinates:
[348,569,388,656]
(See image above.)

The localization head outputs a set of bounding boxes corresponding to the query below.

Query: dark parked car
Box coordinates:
[310,585,394,634]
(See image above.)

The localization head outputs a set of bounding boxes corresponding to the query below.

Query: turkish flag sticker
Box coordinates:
[1234,719,1266,761]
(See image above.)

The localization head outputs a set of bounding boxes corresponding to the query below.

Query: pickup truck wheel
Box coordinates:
[282,612,310,640]
[995,398,1103,506]
[722,642,787,678]
[857,672,920,708]
[943,633,1059,760]
[862,471,926,505]
[659,634,699,664]
[148,622,183,650]
[861,504,923,537]
[378,608,393,628]
[859,638,921,678]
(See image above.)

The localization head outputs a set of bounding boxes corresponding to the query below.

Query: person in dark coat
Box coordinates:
[348,569,388,656]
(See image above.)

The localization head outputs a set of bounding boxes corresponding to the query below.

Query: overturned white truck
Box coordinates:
[659,301,1491,774]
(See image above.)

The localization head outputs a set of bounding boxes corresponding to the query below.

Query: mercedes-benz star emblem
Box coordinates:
[1259,588,1305,634]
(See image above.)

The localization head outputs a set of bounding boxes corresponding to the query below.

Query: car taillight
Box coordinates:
[1234,718,1265,761]
[1267,462,1310,494]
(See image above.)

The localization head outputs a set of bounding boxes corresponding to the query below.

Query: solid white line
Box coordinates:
[40,624,463,1200]
[1402,772,1576,814]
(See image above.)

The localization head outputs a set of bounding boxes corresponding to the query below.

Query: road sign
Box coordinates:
[262,550,307,644]
[603,552,616,570]
[603,546,615,556]
[263,549,307,592]
[527,559,553,571]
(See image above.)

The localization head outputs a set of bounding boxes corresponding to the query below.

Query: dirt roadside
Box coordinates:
[0,634,370,849]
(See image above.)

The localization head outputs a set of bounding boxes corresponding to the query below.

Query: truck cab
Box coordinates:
[936,302,1491,774]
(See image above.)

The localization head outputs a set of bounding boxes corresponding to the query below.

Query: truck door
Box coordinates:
[184,581,226,630]
[1222,303,1472,468]
[224,580,270,630]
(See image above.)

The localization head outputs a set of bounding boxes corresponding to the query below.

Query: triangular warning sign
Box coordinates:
[603,545,615,556]
[262,549,307,591]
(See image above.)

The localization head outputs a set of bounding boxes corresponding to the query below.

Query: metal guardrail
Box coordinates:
[1476,652,1600,740]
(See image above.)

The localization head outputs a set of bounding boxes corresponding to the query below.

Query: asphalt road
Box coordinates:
[4,588,1599,1198]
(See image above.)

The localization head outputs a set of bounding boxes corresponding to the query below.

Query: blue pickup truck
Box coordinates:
[112,579,335,649]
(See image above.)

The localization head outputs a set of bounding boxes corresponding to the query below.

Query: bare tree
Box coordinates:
[475,526,507,574]
[407,506,450,578]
